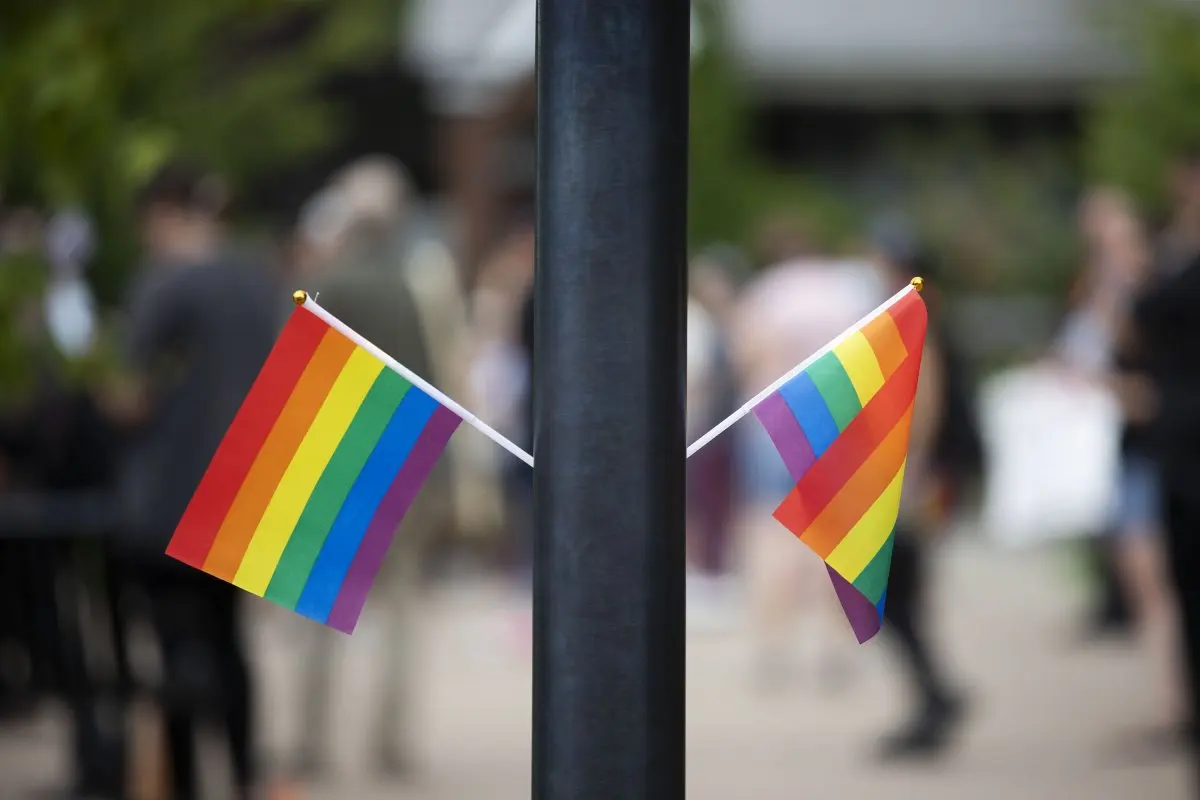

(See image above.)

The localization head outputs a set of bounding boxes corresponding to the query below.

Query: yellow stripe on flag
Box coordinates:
[234,348,384,594]
[833,330,887,406]
[824,461,906,582]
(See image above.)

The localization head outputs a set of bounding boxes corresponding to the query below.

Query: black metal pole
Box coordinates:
[532,1,690,798]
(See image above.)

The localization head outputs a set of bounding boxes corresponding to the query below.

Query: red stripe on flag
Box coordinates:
[886,289,927,354]
[792,405,913,558]
[165,307,329,568]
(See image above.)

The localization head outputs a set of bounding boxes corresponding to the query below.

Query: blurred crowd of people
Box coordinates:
[2,144,1200,798]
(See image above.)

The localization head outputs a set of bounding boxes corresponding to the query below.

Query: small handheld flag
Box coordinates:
[166,290,532,633]
[688,279,928,643]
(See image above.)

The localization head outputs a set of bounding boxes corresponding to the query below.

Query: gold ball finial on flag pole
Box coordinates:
[292,289,308,306]
[910,276,924,293]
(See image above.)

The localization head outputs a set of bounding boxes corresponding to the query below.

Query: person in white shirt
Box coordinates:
[728,257,885,688]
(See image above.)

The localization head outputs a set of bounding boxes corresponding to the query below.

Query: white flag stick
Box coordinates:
[298,291,535,468]
[685,283,919,459]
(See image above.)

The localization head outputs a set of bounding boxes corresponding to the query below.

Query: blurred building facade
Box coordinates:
[402,0,1123,277]
[407,0,1120,107]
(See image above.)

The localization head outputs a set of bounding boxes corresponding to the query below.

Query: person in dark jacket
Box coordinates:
[1134,149,1200,794]
[867,219,969,759]
[115,162,279,800]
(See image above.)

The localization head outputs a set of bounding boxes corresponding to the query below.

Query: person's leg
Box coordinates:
[1118,534,1184,728]
[686,465,730,630]
[146,564,250,800]
[882,535,920,668]
[735,424,802,687]
[1161,489,1200,775]
[147,590,200,800]
[878,530,964,757]
[741,507,800,687]
[884,533,946,704]
[103,548,133,700]
[210,590,256,798]
[162,706,199,800]
[708,439,736,577]
[688,445,726,576]
[1113,459,1183,732]
[1084,536,1134,640]
[295,619,333,776]
[377,586,419,776]
[53,553,113,795]
[686,441,738,630]
[807,555,860,692]
[375,512,430,777]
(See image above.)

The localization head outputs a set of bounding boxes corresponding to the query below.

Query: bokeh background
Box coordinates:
[1,0,1199,798]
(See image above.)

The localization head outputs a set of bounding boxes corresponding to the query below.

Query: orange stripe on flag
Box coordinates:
[793,406,914,558]
[203,330,355,581]
[772,352,920,537]
[860,311,907,379]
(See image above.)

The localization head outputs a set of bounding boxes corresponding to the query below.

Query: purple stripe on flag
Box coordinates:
[828,565,883,644]
[753,391,816,482]
[325,406,462,633]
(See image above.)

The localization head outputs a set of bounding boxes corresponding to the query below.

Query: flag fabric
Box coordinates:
[751,284,927,643]
[166,302,462,633]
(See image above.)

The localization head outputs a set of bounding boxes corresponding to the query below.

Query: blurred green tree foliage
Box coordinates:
[1086,0,1200,219]
[880,123,1080,294]
[0,0,399,300]
[688,0,855,258]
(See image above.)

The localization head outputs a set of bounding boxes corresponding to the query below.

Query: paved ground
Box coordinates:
[1,537,1191,799]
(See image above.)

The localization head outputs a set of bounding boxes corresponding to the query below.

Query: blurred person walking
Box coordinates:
[0,216,126,798]
[493,245,537,659]
[685,293,726,627]
[483,224,536,571]
[1057,189,1183,738]
[1055,190,1165,648]
[114,162,278,800]
[685,246,746,628]
[331,158,499,554]
[289,157,455,780]
[866,218,970,759]
[728,255,885,689]
[477,166,542,605]
[1134,150,1200,793]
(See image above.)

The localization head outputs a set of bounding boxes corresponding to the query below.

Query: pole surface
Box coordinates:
[532,1,690,798]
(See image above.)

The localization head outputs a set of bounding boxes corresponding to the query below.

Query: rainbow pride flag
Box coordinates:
[751,282,926,642]
[166,295,468,633]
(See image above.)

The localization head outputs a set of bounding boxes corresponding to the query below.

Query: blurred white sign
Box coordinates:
[44,209,98,359]
[980,364,1120,548]
[43,278,97,359]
